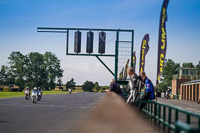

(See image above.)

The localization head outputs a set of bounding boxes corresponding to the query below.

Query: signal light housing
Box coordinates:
[86,31,94,53]
[98,31,106,54]
[74,30,81,53]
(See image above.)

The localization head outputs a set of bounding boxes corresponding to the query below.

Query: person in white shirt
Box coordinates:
[69,88,72,95]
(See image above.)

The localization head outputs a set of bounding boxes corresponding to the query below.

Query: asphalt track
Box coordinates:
[158,97,200,113]
[0,92,104,133]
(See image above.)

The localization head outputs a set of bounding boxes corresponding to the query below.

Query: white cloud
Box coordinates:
[61,59,114,86]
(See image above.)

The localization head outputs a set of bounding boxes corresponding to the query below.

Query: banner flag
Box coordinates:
[139,34,150,73]
[124,59,129,80]
[157,0,169,84]
[133,51,136,71]
[119,67,124,80]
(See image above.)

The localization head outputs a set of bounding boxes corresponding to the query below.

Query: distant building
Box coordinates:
[171,67,198,98]
[10,85,20,92]
[54,86,66,90]
[180,80,200,102]
[178,67,197,80]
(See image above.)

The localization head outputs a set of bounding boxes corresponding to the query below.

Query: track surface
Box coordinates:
[0,92,104,133]
[158,97,200,113]
[157,98,200,129]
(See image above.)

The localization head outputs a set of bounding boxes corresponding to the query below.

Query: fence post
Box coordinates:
[175,110,179,122]
[186,114,190,124]
[163,106,166,121]
[163,106,166,130]
[154,102,157,125]
[199,118,200,129]
[151,102,153,116]
[154,102,157,117]
[168,108,172,132]
[145,102,147,113]
[147,102,150,117]
[158,105,161,120]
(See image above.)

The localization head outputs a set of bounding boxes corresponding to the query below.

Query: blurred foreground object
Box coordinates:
[71,92,156,133]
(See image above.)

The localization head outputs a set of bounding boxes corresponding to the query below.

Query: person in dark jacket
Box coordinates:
[138,71,155,110]
[105,79,123,96]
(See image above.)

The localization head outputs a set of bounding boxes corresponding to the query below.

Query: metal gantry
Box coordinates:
[37,27,134,84]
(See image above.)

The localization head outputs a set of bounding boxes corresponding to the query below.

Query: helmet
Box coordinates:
[33,87,37,90]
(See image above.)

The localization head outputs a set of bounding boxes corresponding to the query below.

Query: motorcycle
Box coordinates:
[32,90,37,103]
[69,89,72,95]
[37,90,42,101]
[25,89,30,100]
[40,90,42,99]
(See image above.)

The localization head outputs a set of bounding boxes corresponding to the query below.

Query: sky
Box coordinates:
[0,0,200,86]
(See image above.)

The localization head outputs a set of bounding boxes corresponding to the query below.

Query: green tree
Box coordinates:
[182,62,195,68]
[66,78,76,90]
[25,52,46,88]
[43,52,63,90]
[7,51,63,90]
[57,78,63,90]
[196,61,200,78]
[8,52,26,91]
[157,82,168,92]
[94,82,100,92]
[161,59,180,86]
[158,59,180,92]
[0,65,8,85]
[82,80,95,92]
[25,52,63,90]
[100,86,109,91]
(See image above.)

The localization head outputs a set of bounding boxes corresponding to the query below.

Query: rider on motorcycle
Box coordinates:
[32,87,38,103]
[37,87,43,101]
[26,86,31,96]
[32,87,37,94]
[39,87,43,98]
[25,86,30,99]
[25,86,30,94]
[38,87,42,92]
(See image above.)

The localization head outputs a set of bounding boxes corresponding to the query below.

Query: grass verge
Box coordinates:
[0,90,69,99]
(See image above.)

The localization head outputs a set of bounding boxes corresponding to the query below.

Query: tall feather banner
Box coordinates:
[133,51,136,71]
[157,0,169,84]
[123,59,129,80]
[139,34,150,73]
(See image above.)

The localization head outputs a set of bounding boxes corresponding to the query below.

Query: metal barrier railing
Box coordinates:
[135,100,200,133]
[175,121,200,133]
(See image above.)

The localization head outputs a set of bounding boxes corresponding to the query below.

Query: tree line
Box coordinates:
[0,51,63,91]
[65,78,109,92]
[0,51,109,92]
[2,52,198,92]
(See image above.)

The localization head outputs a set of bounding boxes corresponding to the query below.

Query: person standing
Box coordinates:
[138,71,155,110]
[166,89,170,99]
[126,67,140,104]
